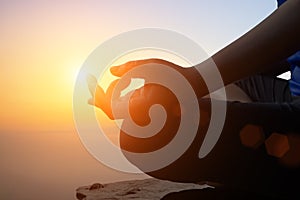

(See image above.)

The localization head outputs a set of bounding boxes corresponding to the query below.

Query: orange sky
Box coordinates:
[0,2,104,131]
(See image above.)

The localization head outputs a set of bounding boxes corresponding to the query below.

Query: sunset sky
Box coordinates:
[0,0,277,199]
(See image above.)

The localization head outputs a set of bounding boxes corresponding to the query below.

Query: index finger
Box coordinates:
[110,59,163,77]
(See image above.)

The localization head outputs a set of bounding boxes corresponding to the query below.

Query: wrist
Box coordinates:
[184,66,208,98]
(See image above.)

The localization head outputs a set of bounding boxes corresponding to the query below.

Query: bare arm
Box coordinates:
[262,60,290,77]
[194,0,300,87]
[94,0,300,119]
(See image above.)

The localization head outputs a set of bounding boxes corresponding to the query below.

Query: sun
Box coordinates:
[65,62,82,90]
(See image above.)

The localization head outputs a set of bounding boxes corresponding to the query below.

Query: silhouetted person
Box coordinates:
[88,0,300,198]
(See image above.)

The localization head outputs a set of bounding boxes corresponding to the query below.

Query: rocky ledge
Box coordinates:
[75,178,208,200]
[76,178,289,199]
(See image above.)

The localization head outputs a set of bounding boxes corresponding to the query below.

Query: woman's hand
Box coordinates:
[86,58,207,125]
[110,58,207,98]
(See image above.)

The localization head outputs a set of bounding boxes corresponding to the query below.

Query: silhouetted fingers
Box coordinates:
[86,74,98,96]
[86,74,105,108]
[110,59,164,77]
[105,79,119,99]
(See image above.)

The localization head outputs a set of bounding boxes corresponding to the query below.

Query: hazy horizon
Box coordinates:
[0,128,149,200]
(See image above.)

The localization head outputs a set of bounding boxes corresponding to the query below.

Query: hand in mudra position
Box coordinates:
[86,59,209,153]
[87,59,202,126]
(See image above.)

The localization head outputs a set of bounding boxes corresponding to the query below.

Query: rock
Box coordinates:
[76,192,87,200]
[89,183,104,190]
[161,187,284,200]
[76,178,208,200]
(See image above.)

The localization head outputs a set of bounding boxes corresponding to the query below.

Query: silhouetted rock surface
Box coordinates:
[161,187,286,200]
[76,178,207,200]
[76,178,291,199]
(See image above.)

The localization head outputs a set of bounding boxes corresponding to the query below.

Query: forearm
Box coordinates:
[195,0,300,88]
[261,59,290,77]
